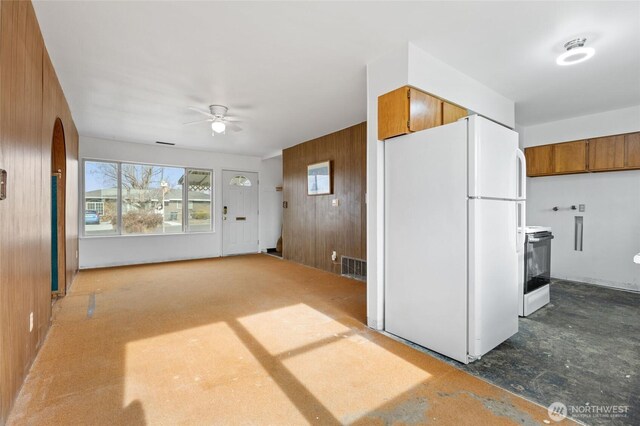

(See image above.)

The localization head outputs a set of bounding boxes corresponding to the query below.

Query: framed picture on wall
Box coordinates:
[307,161,332,195]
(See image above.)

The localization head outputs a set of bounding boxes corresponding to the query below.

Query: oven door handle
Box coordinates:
[528,235,554,243]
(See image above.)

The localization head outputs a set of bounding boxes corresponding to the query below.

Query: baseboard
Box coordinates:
[79,255,222,270]
[552,275,640,293]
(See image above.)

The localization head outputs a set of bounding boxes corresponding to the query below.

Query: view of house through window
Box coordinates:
[185,169,212,232]
[83,160,213,236]
[120,164,184,234]
[84,161,119,236]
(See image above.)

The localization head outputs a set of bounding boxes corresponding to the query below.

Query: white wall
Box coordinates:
[520,105,640,291]
[366,43,516,329]
[79,136,282,268]
[259,156,283,250]
[366,44,409,330]
[407,43,515,128]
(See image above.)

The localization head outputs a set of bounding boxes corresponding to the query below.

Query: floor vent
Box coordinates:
[341,256,366,282]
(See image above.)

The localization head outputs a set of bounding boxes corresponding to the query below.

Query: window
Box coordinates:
[229,175,252,187]
[83,160,213,236]
[120,164,184,234]
[84,161,118,236]
[186,169,212,232]
[86,202,104,216]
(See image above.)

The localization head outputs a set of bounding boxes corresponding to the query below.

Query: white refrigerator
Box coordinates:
[384,115,526,364]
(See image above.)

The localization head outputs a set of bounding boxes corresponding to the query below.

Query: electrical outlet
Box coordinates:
[579,204,585,212]
[331,251,337,262]
[29,312,33,332]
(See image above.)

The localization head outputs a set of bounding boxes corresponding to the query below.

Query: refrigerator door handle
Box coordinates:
[516,201,525,253]
[516,149,526,200]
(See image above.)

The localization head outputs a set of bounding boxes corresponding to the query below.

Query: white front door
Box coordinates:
[222,170,259,256]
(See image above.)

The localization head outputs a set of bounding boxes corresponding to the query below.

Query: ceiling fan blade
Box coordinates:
[225,122,243,132]
[183,118,212,125]
[223,116,242,123]
[187,106,215,118]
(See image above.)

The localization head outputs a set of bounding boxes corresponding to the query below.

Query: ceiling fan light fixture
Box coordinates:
[556,38,595,66]
[211,121,226,133]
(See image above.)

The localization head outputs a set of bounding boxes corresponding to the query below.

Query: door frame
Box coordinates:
[221,169,260,257]
[51,117,66,296]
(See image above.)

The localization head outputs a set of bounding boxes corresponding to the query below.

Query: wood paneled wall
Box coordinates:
[282,122,366,274]
[0,1,78,422]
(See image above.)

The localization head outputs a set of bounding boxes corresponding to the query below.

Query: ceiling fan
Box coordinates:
[184,105,242,135]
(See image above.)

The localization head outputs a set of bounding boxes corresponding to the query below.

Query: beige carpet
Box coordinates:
[8,255,570,425]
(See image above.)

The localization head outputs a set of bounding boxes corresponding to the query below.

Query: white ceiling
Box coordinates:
[33,1,640,157]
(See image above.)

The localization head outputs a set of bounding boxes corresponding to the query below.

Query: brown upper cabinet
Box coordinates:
[625,132,640,168]
[588,135,625,171]
[525,145,555,176]
[378,86,468,140]
[525,141,588,176]
[553,140,588,174]
[442,102,468,125]
[525,131,640,177]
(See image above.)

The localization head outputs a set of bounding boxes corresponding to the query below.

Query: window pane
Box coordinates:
[84,161,119,236]
[186,169,212,232]
[121,164,184,234]
[230,175,251,186]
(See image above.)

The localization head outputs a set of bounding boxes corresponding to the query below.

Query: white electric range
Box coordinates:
[518,226,553,316]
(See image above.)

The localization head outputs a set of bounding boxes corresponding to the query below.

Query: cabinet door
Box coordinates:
[554,141,588,174]
[588,135,625,171]
[442,102,468,125]
[626,132,640,169]
[378,87,410,140]
[408,88,442,132]
[524,145,554,176]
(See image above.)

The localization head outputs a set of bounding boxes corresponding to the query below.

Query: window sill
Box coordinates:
[80,231,216,240]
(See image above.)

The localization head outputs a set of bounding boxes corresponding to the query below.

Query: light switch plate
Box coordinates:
[579,204,585,212]
[331,199,339,207]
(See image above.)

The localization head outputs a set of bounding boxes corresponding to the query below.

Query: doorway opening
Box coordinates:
[51,118,66,297]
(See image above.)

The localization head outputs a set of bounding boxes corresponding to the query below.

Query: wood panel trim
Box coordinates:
[0,1,79,422]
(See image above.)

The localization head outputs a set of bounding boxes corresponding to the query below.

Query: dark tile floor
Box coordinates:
[460,280,640,426]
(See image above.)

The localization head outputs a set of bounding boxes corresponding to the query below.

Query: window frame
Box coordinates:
[82,159,121,237]
[81,158,214,238]
[185,168,214,233]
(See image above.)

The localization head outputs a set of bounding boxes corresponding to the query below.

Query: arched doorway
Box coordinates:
[51,118,66,296]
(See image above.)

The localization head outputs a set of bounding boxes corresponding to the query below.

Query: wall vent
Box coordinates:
[341,256,366,282]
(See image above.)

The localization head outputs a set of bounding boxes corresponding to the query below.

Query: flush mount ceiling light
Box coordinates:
[556,38,595,66]
[211,121,226,134]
